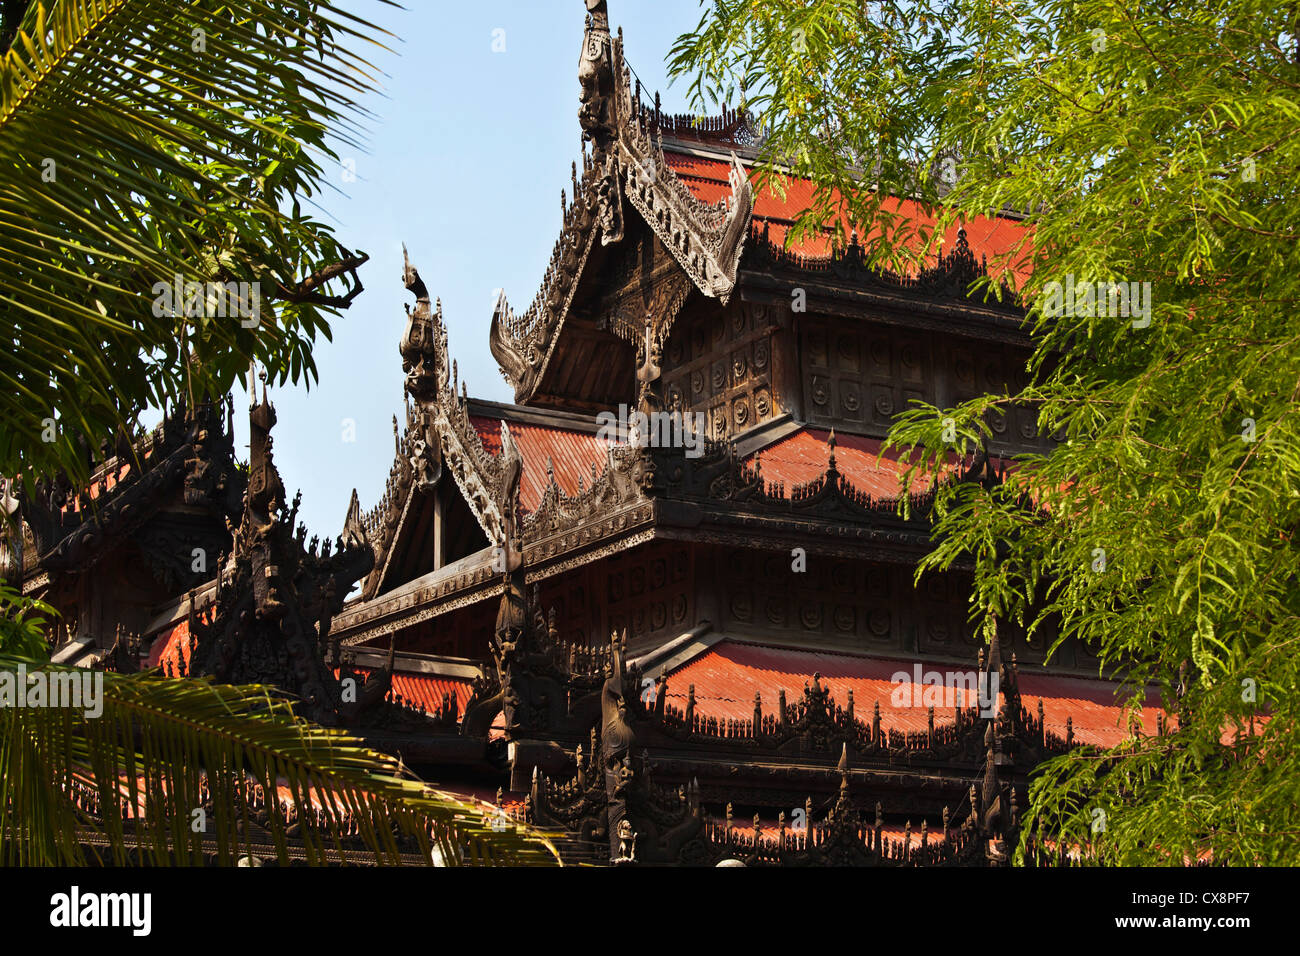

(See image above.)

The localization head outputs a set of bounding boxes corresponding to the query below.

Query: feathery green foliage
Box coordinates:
[672,0,1300,864]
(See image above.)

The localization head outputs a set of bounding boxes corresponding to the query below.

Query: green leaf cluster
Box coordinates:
[673,0,1300,864]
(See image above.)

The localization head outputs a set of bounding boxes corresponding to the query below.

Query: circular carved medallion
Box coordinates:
[812,377,829,406]
[868,609,890,637]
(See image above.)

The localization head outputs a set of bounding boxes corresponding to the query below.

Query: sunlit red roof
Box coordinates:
[147,618,195,672]
[346,665,475,714]
[471,416,611,512]
[662,640,1162,748]
[662,149,1031,286]
[343,666,504,740]
[744,427,1014,501]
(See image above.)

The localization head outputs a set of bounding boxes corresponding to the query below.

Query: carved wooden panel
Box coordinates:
[800,316,1052,454]
[716,549,964,654]
[662,301,781,440]
[916,572,980,655]
[600,541,694,644]
[804,319,929,434]
[527,539,695,647]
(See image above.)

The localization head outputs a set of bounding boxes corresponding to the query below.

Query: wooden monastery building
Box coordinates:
[6,1,1162,866]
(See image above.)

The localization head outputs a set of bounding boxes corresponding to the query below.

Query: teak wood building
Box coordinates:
[9,1,1162,866]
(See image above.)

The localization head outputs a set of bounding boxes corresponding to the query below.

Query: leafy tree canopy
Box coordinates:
[0,0,388,482]
[672,0,1300,865]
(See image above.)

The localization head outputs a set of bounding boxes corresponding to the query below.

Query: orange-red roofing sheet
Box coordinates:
[471,416,611,512]
[345,665,476,714]
[745,428,1013,500]
[663,640,1161,748]
[147,618,196,671]
[662,150,1032,286]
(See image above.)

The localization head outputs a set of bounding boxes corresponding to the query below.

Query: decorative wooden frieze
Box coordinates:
[660,300,783,441]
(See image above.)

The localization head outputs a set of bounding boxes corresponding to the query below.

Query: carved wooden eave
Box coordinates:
[740,222,1029,348]
[334,418,999,647]
[353,395,445,601]
[355,251,514,600]
[487,0,754,405]
[643,432,992,566]
[750,224,1020,307]
[333,494,660,649]
[17,399,243,577]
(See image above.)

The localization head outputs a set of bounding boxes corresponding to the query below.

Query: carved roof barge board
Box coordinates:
[336,407,996,647]
[353,249,525,602]
[17,398,243,577]
[489,0,754,405]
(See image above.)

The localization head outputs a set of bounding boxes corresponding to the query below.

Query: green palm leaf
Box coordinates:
[0,649,562,866]
[0,0,390,481]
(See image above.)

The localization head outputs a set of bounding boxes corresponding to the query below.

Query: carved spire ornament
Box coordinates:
[486,0,754,405]
[188,389,375,726]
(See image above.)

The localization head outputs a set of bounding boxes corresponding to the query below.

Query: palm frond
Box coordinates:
[0,0,394,481]
[0,651,562,866]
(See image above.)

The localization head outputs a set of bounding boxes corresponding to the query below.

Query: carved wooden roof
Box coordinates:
[18,399,243,576]
[487,8,755,406]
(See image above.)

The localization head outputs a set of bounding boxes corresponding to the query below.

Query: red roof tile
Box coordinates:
[1017,673,1165,749]
[344,667,505,739]
[147,618,196,672]
[663,640,1161,748]
[663,150,1031,285]
[346,665,476,714]
[745,427,1010,501]
[471,416,611,512]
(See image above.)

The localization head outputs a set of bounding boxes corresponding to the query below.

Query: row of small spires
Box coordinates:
[522,738,1011,862]
[747,220,1014,300]
[705,805,974,865]
[501,139,606,342]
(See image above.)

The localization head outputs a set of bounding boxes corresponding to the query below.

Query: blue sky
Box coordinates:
[239,0,710,542]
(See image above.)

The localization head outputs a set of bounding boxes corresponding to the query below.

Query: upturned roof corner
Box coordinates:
[487,0,755,405]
